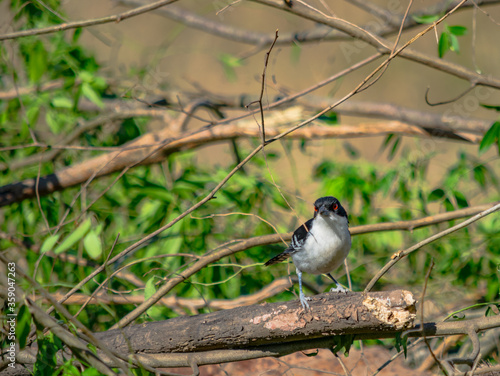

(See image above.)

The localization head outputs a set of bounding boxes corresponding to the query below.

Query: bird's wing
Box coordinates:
[264,219,313,266]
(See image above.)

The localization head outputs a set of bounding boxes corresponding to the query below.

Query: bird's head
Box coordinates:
[313,196,348,221]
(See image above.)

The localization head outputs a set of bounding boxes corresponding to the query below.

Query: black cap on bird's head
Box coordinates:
[313,196,348,219]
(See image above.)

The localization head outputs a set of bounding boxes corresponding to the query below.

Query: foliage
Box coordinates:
[1,0,499,375]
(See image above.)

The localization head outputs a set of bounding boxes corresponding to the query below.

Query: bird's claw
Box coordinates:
[299,294,311,310]
[330,285,349,294]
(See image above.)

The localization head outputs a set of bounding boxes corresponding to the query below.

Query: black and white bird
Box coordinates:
[265,196,351,309]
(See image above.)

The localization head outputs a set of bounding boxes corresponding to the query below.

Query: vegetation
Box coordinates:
[0,0,499,375]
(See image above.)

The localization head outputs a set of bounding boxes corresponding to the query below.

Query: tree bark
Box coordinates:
[96,290,416,355]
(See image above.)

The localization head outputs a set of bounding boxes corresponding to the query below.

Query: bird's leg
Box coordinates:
[297,269,311,309]
[326,273,349,293]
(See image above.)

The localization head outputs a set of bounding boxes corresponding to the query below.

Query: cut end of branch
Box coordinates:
[362,290,416,330]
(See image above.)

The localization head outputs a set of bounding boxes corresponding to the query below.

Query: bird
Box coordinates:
[265,196,351,309]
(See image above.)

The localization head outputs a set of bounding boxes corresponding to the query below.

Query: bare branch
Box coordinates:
[251,0,500,89]
[1,112,485,208]
[0,0,180,41]
[115,0,500,47]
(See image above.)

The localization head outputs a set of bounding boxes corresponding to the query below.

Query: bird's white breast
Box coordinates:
[291,214,351,275]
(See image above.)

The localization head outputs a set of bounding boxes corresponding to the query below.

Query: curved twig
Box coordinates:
[425,83,477,106]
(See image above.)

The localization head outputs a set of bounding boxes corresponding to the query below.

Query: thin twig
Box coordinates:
[421,259,448,374]
[364,202,500,292]
[252,0,500,89]
[249,29,279,145]
[0,0,180,41]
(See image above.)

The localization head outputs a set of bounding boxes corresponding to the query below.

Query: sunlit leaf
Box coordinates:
[51,96,73,109]
[81,82,104,108]
[449,34,460,53]
[53,219,92,254]
[83,230,102,259]
[40,234,61,254]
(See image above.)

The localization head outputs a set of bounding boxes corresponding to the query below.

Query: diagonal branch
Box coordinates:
[364,202,500,292]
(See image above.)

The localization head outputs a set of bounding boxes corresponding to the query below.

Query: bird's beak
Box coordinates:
[318,206,329,216]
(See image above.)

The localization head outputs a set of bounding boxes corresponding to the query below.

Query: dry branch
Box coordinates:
[118,0,500,47]
[251,0,500,89]
[0,0,179,41]
[96,290,416,354]
[14,290,500,372]
[0,115,482,207]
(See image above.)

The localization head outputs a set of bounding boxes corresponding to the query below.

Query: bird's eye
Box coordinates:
[314,206,318,212]
[332,203,338,211]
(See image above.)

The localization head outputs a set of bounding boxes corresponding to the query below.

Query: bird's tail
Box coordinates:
[264,250,292,266]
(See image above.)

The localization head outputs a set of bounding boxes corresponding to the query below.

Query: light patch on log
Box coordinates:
[362,290,416,330]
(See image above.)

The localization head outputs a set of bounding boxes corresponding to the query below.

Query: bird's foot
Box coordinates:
[299,293,311,310]
[330,284,349,294]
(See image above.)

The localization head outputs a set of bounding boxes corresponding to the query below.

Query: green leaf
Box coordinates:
[473,165,487,187]
[83,230,102,259]
[78,71,94,83]
[412,14,440,24]
[453,190,468,208]
[448,25,467,36]
[389,136,400,160]
[28,41,48,83]
[480,104,500,111]
[438,32,450,58]
[51,96,73,109]
[16,305,32,349]
[479,121,500,154]
[40,234,61,253]
[449,34,460,53]
[82,369,101,376]
[382,133,395,148]
[45,110,62,134]
[318,111,338,125]
[53,218,92,254]
[144,277,156,301]
[81,82,104,108]
[144,277,162,319]
[428,188,445,201]
[72,27,83,43]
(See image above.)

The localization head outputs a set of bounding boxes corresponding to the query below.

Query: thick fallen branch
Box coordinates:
[96,291,416,361]
[14,290,415,372]
[13,290,500,372]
